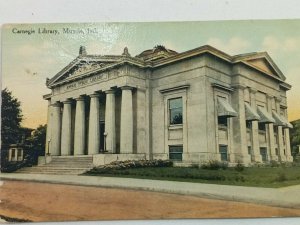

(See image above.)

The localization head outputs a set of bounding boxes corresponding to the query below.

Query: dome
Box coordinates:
[136,45,178,62]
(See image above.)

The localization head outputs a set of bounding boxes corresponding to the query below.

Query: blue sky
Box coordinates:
[2,20,300,128]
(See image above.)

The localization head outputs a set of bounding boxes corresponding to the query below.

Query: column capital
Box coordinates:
[121,86,134,91]
[249,87,257,94]
[105,89,115,94]
[275,96,282,103]
[62,99,72,104]
[51,102,61,107]
[266,94,274,99]
[89,93,100,98]
[75,96,85,101]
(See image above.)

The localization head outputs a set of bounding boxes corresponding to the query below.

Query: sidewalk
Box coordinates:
[1,172,300,209]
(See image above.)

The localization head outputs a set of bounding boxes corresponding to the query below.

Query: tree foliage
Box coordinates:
[1,88,23,144]
[27,124,46,155]
[290,119,300,156]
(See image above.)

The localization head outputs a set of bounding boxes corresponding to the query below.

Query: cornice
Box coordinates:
[46,45,291,91]
[159,84,190,94]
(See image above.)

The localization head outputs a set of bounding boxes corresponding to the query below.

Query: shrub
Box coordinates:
[269,160,280,167]
[86,159,173,174]
[200,160,228,170]
[234,161,245,172]
[275,173,287,182]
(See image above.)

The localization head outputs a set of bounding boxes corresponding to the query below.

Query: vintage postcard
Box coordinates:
[1,21,300,223]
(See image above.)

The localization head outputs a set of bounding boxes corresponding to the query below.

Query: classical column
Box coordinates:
[61,100,72,156]
[105,90,116,153]
[120,86,133,153]
[284,128,293,162]
[88,93,100,155]
[249,88,262,162]
[45,99,52,155]
[266,95,277,161]
[14,150,18,161]
[50,102,62,156]
[8,149,12,161]
[74,96,86,155]
[231,84,251,163]
[277,126,285,161]
[275,97,286,161]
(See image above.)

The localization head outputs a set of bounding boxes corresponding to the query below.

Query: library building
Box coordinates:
[42,44,293,167]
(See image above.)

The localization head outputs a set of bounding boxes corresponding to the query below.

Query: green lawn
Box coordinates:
[85,166,300,188]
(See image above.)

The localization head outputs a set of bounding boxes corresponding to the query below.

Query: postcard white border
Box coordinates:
[1,1,300,225]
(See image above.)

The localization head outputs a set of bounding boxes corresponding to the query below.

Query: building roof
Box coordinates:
[46,45,290,89]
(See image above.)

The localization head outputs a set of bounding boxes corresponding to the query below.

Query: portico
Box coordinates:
[45,86,135,157]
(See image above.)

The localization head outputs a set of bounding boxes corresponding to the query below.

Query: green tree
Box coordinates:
[27,124,47,156]
[290,119,300,158]
[1,88,23,145]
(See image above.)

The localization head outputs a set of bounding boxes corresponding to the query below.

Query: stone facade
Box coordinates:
[43,45,293,166]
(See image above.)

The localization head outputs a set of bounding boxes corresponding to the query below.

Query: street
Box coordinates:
[1,180,300,222]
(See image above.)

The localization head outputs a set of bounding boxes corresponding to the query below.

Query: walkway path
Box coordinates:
[1,173,300,209]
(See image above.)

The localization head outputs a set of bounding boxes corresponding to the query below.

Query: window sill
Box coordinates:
[168,124,183,130]
[218,125,228,131]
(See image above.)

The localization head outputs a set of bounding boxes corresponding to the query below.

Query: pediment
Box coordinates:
[246,58,279,78]
[57,61,115,82]
[47,59,118,87]
[234,52,286,81]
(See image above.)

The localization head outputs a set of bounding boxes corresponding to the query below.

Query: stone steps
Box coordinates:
[16,156,94,175]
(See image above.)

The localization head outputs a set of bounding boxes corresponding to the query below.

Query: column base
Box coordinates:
[39,155,52,164]
[74,153,85,156]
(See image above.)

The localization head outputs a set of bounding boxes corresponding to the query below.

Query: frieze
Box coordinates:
[108,70,121,79]
[63,73,108,91]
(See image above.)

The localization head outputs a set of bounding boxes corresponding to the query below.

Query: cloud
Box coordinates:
[285,66,300,121]
[206,37,251,55]
[86,40,136,56]
[262,36,300,56]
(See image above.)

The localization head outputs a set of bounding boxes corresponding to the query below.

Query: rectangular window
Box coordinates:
[258,123,266,131]
[248,146,252,155]
[246,121,252,129]
[218,116,228,127]
[219,145,228,161]
[169,98,183,125]
[275,148,279,156]
[260,147,267,162]
[169,146,183,161]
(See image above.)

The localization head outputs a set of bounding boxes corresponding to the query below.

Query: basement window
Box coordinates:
[169,146,183,161]
[219,145,228,161]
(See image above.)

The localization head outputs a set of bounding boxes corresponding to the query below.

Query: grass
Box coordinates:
[85,166,300,188]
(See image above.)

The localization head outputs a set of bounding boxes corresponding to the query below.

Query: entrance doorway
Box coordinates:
[100,121,105,152]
